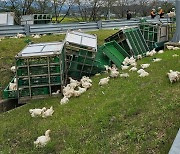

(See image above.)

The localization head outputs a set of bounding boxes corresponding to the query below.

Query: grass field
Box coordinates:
[0,30,117,99]
[0,30,179,153]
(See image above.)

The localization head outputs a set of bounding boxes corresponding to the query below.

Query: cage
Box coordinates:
[105,27,149,58]
[64,31,104,79]
[3,42,65,102]
[139,22,169,50]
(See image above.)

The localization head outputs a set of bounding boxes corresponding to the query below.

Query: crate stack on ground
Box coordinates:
[4,42,66,102]
[139,22,168,50]
[64,31,105,79]
[104,27,149,58]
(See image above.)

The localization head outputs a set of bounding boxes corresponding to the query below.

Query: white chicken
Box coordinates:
[77,87,86,94]
[137,55,142,60]
[119,73,129,78]
[121,65,129,70]
[60,96,69,105]
[129,67,137,72]
[173,47,180,50]
[34,130,51,147]
[10,66,16,73]
[153,58,162,62]
[141,64,150,69]
[137,69,146,74]
[33,34,41,39]
[110,70,119,78]
[81,81,92,89]
[139,71,149,77]
[166,45,174,50]
[42,106,54,118]
[29,107,46,117]
[9,82,17,91]
[167,70,180,83]
[158,50,164,54]
[99,77,110,86]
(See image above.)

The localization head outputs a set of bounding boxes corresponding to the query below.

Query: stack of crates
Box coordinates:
[139,22,168,50]
[3,42,65,101]
[33,14,52,24]
[105,27,149,58]
[64,31,105,79]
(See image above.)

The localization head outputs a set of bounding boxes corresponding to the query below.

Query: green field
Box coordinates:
[0,30,180,153]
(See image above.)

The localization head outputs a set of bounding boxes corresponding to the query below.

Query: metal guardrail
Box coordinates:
[0,17,171,37]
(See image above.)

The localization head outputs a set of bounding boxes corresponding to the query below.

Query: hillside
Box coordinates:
[0,47,179,153]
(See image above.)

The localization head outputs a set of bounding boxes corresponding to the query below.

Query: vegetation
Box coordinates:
[0,30,179,153]
[0,30,117,99]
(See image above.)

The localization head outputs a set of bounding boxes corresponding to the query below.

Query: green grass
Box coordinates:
[52,17,84,23]
[0,46,180,153]
[0,29,117,99]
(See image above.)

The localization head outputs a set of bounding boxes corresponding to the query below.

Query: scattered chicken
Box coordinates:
[141,64,150,69]
[34,130,51,147]
[29,107,46,117]
[167,70,180,83]
[33,34,41,39]
[9,82,17,90]
[73,90,81,97]
[81,81,92,89]
[60,96,69,105]
[77,87,86,94]
[137,55,142,60]
[99,77,110,86]
[166,45,174,50]
[146,49,156,57]
[10,66,16,73]
[158,50,164,54]
[95,73,101,76]
[119,73,129,78]
[17,33,25,38]
[129,67,137,72]
[52,90,60,95]
[81,76,92,84]
[153,58,162,62]
[122,57,130,66]
[173,47,180,50]
[137,69,146,74]
[63,84,74,98]
[42,106,54,118]
[110,69,119,78]
[104,65,111,72]
[121,65,129,70]
[139,71,149,77]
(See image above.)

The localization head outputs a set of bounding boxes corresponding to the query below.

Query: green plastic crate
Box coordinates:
[16,56,60,67]
[100,41,130,68]
[105,27,150,57]
[17,65,60,76]
[3,77,17,99]
[19,87,49,97]
[95,48,111,66]
[140,23,168,50]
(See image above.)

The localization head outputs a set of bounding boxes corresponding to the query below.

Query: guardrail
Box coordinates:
[0,17,171,37]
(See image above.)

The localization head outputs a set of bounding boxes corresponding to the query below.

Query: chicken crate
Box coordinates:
[139,22,168,50]
[3,77,18,99]
[13,42,66,102]
[64,31,104,79]
[105,27,149,58]
[99,40,130,68]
